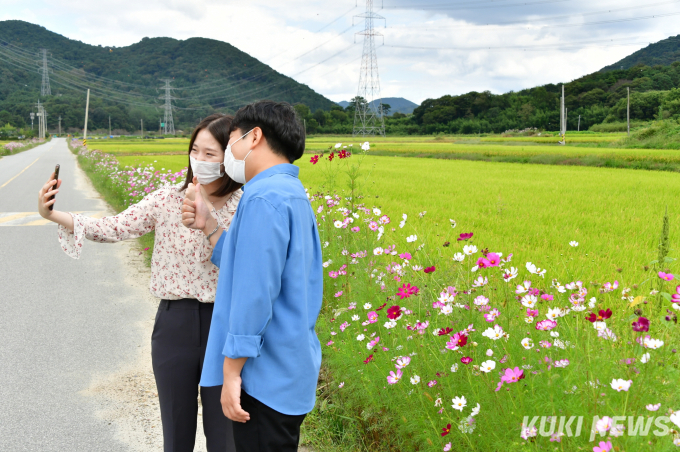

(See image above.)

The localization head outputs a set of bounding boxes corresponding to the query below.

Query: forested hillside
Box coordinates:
[0,20,335,133]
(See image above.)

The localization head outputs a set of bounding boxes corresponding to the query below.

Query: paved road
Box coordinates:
[0,138,155,451]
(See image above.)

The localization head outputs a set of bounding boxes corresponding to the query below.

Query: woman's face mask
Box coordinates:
[190,156,224,185]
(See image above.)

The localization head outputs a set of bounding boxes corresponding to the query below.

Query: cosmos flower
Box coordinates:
[387,305,403,320]
[410,375,420,384]
[586,309,612,323]
[387,369,403,384]
[610,378,632,392]
[451,396,467,411]
[658,271,675,281]
[457,232,473,241]
[631,316,650,332]
[480,360,496,373]
[446,332,468,350]
[395,356,411,369]
[569,241,578,247]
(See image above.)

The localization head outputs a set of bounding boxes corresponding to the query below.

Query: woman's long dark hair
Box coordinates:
[180,114,242,197]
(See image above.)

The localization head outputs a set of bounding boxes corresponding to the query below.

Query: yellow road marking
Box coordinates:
[23,218,53,226]
[0,212,35,224]
[0,157,40,188]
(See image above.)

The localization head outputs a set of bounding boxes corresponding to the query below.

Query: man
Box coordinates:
[182,100,323,451]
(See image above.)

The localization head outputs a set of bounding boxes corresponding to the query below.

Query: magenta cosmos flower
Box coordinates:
[673,285,680,303]
[387,369,402,384]
[461,356,473,365]
[310,155,319,164]
[631,316,650,332]
[398,252,412,260]
[386,305,403,320]
[541,294,554,301]
[424,266,436,274]
[658,271,675,281]
[457,232,473,241]
[397,283,419,299]
[586,309,612,323]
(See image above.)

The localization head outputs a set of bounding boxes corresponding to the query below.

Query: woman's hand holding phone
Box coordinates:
[38,171,61,219]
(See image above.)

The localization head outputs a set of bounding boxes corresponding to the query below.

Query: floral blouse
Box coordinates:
[57,184,241,302]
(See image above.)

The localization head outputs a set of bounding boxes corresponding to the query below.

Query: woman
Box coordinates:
[37,114,240,452]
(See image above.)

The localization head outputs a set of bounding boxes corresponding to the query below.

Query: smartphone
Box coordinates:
[48,164,60,211]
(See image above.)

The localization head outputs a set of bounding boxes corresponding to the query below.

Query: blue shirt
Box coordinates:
[199,164,323,416]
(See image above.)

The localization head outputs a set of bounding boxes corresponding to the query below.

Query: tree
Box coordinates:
[293,104,311,120]
[345,96,368,114]
[381,103,391,116]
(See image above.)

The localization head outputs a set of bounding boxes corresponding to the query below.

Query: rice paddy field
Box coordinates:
[80,134,680,451]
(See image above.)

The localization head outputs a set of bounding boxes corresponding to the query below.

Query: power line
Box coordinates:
[384,0,571,10]
[385,36,646,51]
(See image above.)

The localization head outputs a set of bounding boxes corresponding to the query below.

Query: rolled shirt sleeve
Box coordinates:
[221,198,289,359]
[210,232,226,269]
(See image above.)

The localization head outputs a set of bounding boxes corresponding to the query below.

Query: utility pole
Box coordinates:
[36,101,46,140]
[558,85,565,145]
[30,112,35,130]
[352,0,386,137]
[627,87,630,137]
[159,79,176,135]
[159,118,162,134]
[58,115,62,136]
[38,49,52,96]
[83,88,90,146]
[109,116,112,137]
[577,115,581,132]
[141,119,144,140]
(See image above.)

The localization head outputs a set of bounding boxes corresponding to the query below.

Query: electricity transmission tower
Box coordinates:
[352,0,386,137]
[159,79,176,135]
[38,49,52,96]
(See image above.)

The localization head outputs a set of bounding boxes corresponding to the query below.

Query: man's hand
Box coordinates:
[222,357,249,422]
[181,177,211,230]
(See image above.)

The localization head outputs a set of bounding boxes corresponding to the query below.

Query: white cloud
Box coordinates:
[1,0,678,105]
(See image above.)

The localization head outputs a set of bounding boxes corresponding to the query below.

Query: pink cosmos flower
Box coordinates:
[593,441,612,452]
[387,369,403,384]
[535,319,557,331]
[369,221,379,231]
[338,382,344,388]
[631,316,650,332]
[398,252,412,260]
[427,380,437,387]
[367,336,380,350]
[334,291,343,297]
[554,359,570,368]
[484,309,500,322]
[485,252,501,267]
[351,226,360,233]
[446,332,468,350]
[367,311,378,323]
[461,356,472,364]
[659,271,675,281]
[502,367,525,383]
[339,321,350,332]
[541,294,554,301]
[526,308,539,317]
[539,340,552,348]
[397,283,419,299]
[646,403,661,411]
[328,271,339,278]
[326,341,333,346]
[379,215,391,225]
[476,257,492,268]
[601,281,619,293]
[443,443,452,451]
[395,356,411,369]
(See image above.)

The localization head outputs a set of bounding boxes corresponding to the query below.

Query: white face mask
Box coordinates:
[190,156,224,185]
[223,129,254,184]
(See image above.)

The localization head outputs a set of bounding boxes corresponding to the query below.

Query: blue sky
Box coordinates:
[2,0,679,104]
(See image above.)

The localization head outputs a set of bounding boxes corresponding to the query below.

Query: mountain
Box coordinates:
[0,20,336,133]
[601,35,680,72]
[336,97,419,115]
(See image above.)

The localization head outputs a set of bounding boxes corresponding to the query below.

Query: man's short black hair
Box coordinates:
[231,100,305,163]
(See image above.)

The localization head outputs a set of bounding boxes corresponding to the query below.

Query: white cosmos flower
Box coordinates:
[472,276,489,287]
[451,396,467,411]
[440,304,453,315]
[486,349,494,356]
[463,245,478,255]
[356,334,365,341]
[335,143,342,149]
[451,363,459,372]
[482,325,504,340]
[640,352,650,363]
[450,219,457,228]
[526,262,547,278]
[480,360,496,373]
[373,247,384,256]
[588,297,597,308]
[546,308,562,320]
[322,260,332,268]
[521,338,534,349]
[503,267,518,281]
[549,331,560,338]
[470,403,481,417]
[516,281,531,294]
[452,252,465,262]
[373,208,381,215]
[643,337,664,349]
[361,141,370,151]
[333,220,343,228]
[410,375,420,385]
[352,315,360,321]
[669,412,680,429]
[384,320,397,329]
[610,378,632,392]
[521,295,538,308]
[323,241,329,248]
[593,321,607,331]
[406,235,417,243]
[364,303,372,309]
[569,241,578,247]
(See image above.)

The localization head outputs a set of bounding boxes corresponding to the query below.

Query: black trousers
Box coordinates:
[151,298,236,452]
[233,390,307,452]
